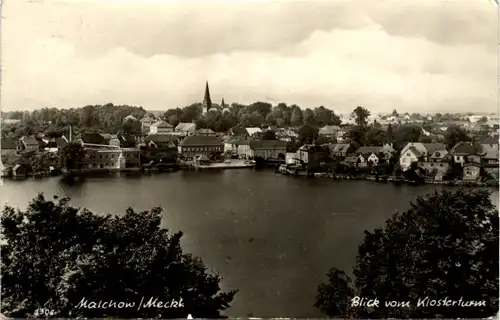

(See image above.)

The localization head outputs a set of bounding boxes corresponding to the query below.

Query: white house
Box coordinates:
[399,146,422,171]
[245,127,262,136]
[150,120,174,134]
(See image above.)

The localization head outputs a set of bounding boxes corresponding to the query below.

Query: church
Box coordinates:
[202,82,229,115]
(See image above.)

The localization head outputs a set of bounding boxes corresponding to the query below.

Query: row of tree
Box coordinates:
[1,189,497,318]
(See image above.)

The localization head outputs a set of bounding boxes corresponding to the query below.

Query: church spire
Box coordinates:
[221,98,226,108]
[203,81,212,113]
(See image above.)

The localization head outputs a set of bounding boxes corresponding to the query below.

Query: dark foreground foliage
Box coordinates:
[1,194,237,318]
[315,189,499,318]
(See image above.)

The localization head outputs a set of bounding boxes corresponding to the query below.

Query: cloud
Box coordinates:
[1,0,497,113]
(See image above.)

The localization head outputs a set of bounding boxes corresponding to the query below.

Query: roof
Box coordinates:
[180,135,223,147]
[176,123,197,132]
[234,140,250,146]
[356,146,382,155]
[146,134,179,144]
[422,143,446,154]
[344,156,359,163]
[197,154,210,161]
[152,120,173,128]
[407,146,422,157]
[331,143,351,153]
[430,149,448,159]
[299,144,326,152]
[250,140,287,149]
[124,115,137,121]
[197,128,215,134]
[1,138,17,150]
[451,142,484,156]
[319,125,341,135]
[20,136,39,146]
[55,137,69,148]
[481,144,499,160]
[246,127,262,136]
[141,116,155,123]
[79,132,107,145]
[101,133,112,140]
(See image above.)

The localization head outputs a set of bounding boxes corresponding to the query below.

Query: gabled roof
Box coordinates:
[152,120,173,128]
[356,146,382,155]
[450,141,484,156]
[407,146,422,157]
[176,123,197,132]
[79,132,107,145]
[1,138,17,150]
[20,136,39,146]
[197,128,215,134]
[246,127,262,136]
[422,143,446,154]
[250,140,287,149]
[141,116,155,123]
[299,144,326,152]
[180,135,223,146]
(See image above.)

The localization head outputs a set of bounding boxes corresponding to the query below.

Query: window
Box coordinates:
[430,163,434,167]
[406,153,411,156]
[440,163,443,167]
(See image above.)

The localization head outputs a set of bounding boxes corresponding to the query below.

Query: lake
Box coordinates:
[1,170,498,317]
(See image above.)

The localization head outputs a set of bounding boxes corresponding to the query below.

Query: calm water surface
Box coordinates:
[1,170,498,317]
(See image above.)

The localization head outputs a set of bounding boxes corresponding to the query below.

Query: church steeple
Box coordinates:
[221,98,226,108]
[203,81,212,114]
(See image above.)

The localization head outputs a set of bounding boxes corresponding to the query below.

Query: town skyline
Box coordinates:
[1,0,497,113]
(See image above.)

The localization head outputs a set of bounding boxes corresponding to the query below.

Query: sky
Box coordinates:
[1,0,498,114]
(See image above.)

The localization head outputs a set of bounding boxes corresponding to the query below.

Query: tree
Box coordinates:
[298,125,319,145]
[315,189,499,319]
[303,108,316,126]
[61,143,86,170]
[265,113,276,125]
[393,125,422,150]
[444,125,471,149]
[290,106,304,127]
[262,130,277,140]
[391,109,399,117]
[351,106,370,128]
[365,127,389,146]
[1,194,237,318]
[314,106,341,127]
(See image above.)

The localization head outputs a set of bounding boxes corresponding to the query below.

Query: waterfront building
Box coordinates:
[236,140,252,159]
[250,140,286,160]
[179,136,223,160]
[399,142,446,171]
[326,143,355,159]
[140,116,156,134]
[81,148,125,169]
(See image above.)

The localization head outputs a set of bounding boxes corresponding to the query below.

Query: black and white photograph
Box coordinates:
[0,0,498,318]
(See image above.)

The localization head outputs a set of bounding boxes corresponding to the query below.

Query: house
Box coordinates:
[327,143,355,159]
[449,142,485,165]
[462,163,481,181]
[355,147,385,164]
[250,140,287,160]
[236,141,253,159]
[12,164,27,178]
[481,144,499,176]
[429,149,449,162]
[318,125,341,139]
[121,148,141,168]
[109,135,120,147]
[141,116,156,134]
[18,136,40,152]
[230,127,249,137]
[297,144,330,167]
[1,138,18,156]
[80,148,126,170]
[196,128,217,137]
[145,134,179,149]
[175,123,197,136]
[399,146,422,171]
[150,120,174,134]
[399,142,446,170]
[179,136,223,160]
[101,134,112,144]
[343,155,361,167]
[275,128,298,143]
